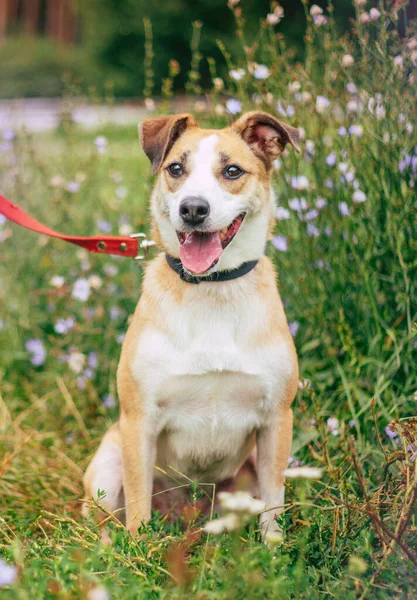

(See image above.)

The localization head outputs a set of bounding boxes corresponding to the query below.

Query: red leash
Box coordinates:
[0,193,153,259]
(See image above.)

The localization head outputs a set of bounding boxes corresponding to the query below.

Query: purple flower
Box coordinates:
[2,129,15,142]
[65,181,80,193]
[103,394,117,408]
[349,419,356,428]
[272,235,288,251]
[327,417,339,436]
[352,190,367,203]
[339,202,351,216]
[289,321,300,337]
[103,264,118,277]
[83,368,95,379]
[72,278,91,302]
[338,126,348,137]
[0,559,18,586]
[25,339,46,366]
[116,333,126,344]
[324,226,332,237]
[88,352,98,369]
[307,223,320,237]
[289,197,308,212]
[54,317,75,335]
[94,136,108,153]
[385,425,399,440]
[305,209,319,221]
[315,198,327,210]
[291,175,309,190]
[326,152,337,167]
[276,207,290,220]
[226,99,242,115]
[110,306,124,320]
[97,219,112,233]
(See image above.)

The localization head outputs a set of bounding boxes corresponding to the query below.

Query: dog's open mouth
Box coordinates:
[177,213,246,275]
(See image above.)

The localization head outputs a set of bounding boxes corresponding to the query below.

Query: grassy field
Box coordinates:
[1,2,417,599]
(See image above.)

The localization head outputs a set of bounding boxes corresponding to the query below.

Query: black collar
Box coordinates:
[165,254,259,284]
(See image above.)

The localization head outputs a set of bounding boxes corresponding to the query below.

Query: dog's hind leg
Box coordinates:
[82,422,125,524]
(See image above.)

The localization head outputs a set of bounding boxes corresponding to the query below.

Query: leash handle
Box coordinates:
[0,193,147,258]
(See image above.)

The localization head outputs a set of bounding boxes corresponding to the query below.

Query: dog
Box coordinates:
[83,110,300,541]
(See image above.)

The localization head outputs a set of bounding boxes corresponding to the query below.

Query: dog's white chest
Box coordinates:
[131,290,294,480]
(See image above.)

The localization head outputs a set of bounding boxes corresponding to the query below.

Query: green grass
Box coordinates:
[1,2,417,598]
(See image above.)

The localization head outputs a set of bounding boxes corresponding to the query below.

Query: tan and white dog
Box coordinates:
[83,110,300,540]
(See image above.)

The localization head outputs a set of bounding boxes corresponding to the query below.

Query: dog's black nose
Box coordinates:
[179,197,210,225]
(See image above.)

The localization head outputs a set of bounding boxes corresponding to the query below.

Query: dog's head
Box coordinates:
[139,111,299,276]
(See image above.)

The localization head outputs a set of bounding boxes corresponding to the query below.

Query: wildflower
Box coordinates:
[273,158,282,171]
[346,82,358,94]
[94,136,108,153]
[204,512,241,534]
[313,15,328,26]
[369,8,381,21]
[65,181,80,193]
[347,99,359,112]
[26,339,46,366]
[339,202,351,216]
[50,175,65,188]
[194,100,207,113]
[359,12,371,23]
[97,219,112,233]
[289,197,308,211]
[87,586,110,600]
[338,126,348,136]
[338,162,349,174]
[2,129,15,141]
[385,425,399,440]
[215,104,225,116]
[342,54,354,67]
[276,207,290,220]
[393,55,403,69]
[305,140,315,155]
[103,393,117,408]
[0,559,18,587]
[218,491,266,515]
[276,101,295,117]
[144,98,155,111]
[349,124,363,137]
[301,91,312,103]
[54,317,75,334]
[315,198,327,210]
[213,77,224,91]
[266,13,280,25]
[305,209,318,221]
[291,175,309,190]
[226,98,242,115]
[288,81,301,93]
[326,152,337,167]
[103,264,118,277]
[253,64,270,80]
[116,333,126,344]
[72,278,91,302]
[352,190,366,203]
[354,0,367,6]
[289,322,300,337]
[68,351,86,374]
[284,466,323,479]
[229,68,245,81]
[50,275,65,288]
[315,96,330,114]
[89,274,103,289]
[327,417,339,435]
[272,235,288,252]
[310,4,323,17]
[324,226,332,236]
[307,223,320,237]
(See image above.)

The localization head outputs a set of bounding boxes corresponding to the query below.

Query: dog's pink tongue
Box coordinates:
[179,231,223,274]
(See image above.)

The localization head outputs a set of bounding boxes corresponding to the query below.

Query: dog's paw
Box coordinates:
[259,513,284,548]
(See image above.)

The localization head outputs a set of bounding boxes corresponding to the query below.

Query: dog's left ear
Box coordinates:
[139,113,198,174]
[231,111,300,164]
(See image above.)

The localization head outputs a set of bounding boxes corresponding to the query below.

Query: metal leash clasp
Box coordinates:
[130,232,156,260]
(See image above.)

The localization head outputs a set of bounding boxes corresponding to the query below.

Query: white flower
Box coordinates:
[273,5,284,18]
[305,140,315,155]
[352,190,366,203]
[253,64,270,80]
[72,278,91,302]
[339,202,351,216]
[50,275,65,288]
[346,82,358,94]
[315,198,327,210]
[276,101,295,117]
[310,4,323,17]
[94,136,108,153]
[266,13,280,25]
[272,158,282,171]
[89,274,103,289]
[144,98,155,112]
[407,38,417,50]
[316,95,330,114]
[284,466,323,479]
[65,181,80,193]
[347,100,359,112]
[291,175,309,190]
[218,491,266,515]
[0,559,18,587]
[349,124,363,137]
[116,185,128,199]
[326,152,337,167]
[393,55,403,68]
[229,68,245,81]
[354,0,367,6]
[68,351,86,374]
[369,8,381,21]
[215,104,225,116]
[204,512,241,534]
[342,54,354,67]
[313,15,327,26]
[213,77,224,91]
[119,223,133,236]
[54,317,75,335]
[50,175,65,188]
[276,207,290,220]
[301,91,312,103]
[327,417,340,435]
[226,98,242,115]
[288,81,301,93]
[87,587,110,600]
[289,197,308,211]
[406,122,413,135]
[338,162,349,174]
[359,12,371,23]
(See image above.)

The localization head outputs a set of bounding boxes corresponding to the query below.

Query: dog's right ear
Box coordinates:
[139,114,198,174]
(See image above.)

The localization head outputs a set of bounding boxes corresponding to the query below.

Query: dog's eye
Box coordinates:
[167,163,183,177]
[224,165,244,179]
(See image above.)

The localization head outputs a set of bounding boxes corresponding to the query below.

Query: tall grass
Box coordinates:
[0,1,416,598]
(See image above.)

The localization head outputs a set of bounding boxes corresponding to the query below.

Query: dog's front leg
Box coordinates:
[257,407,293,542]
[120,412,156,536]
